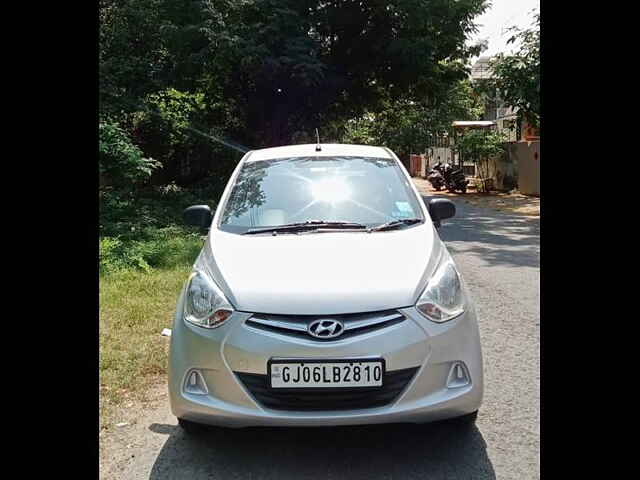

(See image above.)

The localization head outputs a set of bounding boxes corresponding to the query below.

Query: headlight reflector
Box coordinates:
[184,270,233,328]
[416,254,465,323]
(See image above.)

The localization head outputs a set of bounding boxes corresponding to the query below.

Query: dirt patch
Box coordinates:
[413,177,540,217]
[99,380,172,479]
[100,376,168,434]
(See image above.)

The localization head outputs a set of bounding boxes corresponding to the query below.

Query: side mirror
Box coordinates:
[183,205,213,231]
[428,198,455,228]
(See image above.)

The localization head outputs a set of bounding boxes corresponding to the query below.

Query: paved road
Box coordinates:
[100,197,540,480]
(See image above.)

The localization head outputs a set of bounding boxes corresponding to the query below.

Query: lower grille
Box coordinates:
[235,367,419,411]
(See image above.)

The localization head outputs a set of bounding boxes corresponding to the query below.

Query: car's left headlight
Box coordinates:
[416,252,465,323]
[183,270,234,328]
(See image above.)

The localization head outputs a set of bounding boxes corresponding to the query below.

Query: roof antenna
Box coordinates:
[315,128,322,152]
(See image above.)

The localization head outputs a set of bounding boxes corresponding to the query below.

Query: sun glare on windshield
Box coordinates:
[220,156,425,232]
[311,178,351,204]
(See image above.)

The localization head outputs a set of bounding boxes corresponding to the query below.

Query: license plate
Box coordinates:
[269,359,384,388]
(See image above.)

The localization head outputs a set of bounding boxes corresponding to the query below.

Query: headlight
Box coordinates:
[416,252,465,323]
[183,270,234,328]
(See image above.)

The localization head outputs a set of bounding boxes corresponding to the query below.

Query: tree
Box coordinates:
[339,79,484,160]
[100,0,492,184]
[485,10,540,128]
[193,0,490,147]
[99,0,170,116]
[454,129,507,192]
[100,1,246,187]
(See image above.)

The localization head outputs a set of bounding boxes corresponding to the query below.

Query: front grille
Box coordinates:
[235,367,419,411]
[244,310,405,341]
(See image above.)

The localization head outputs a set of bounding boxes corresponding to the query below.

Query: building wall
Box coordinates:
[409,154,423,177]
[424,147,455,176]
[484,153,518,191]
[431,147,454,164]
[469,141,540,194]
[506,141,540,195]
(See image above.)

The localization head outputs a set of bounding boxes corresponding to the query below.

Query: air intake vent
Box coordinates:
[235,367,419,411]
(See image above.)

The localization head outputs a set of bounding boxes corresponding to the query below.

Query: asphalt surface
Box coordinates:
[100,196,540,480]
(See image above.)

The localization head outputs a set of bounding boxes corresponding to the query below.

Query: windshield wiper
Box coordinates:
[243,220,368,235]
[368,218,423,232]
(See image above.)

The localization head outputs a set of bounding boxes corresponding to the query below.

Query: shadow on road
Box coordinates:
[148,421,495,479]
[422,195,539,269]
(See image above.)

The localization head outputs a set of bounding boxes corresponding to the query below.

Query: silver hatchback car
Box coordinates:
[169,143,483,432]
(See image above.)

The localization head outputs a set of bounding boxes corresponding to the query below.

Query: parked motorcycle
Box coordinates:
[426,164,445,191]
[433,162,469,194]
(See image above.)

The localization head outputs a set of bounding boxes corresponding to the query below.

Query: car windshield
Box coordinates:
[219,156,424,233]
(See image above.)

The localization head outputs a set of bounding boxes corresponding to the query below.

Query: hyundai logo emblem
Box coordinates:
[308,319,344,339]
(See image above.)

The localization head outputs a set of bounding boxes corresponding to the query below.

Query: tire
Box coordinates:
[178,418,208,435]
[460,187,467,194]
[435,185,442,191]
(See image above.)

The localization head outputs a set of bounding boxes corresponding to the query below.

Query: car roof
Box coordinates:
[245,144,394,162]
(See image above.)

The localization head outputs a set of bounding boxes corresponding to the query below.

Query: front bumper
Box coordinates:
[168,292,483,428]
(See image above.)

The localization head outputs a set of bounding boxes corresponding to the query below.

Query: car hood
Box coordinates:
[196,225,443,315]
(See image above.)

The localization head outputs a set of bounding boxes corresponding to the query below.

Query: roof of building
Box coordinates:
[470,56,494,81]
[452,121,497,128]
[245,144,393,162]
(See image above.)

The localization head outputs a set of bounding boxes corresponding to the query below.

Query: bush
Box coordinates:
[99,180,222,275]
[100,228,204,275]
[455,130,508,192]
[99,120,162,187]
[100,237,127,273]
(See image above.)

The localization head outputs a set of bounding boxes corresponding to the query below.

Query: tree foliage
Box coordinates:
[99,120,161,186]
[99,0,170,115]
[455,129,506,159]
[232,0,490,147]
[340,79,484,159]
[131,88,238,185]
[485,10,540,127]
[454,129,507,192]
[100,0,491,150]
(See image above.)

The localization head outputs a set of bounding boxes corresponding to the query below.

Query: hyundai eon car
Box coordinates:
[169,143,483,432]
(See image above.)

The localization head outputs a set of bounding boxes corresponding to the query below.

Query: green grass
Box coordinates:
[99,265,193,427]
[99,184,217,428]
[99,227,204,428]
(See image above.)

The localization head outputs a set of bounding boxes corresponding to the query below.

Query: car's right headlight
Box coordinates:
[416,252,465,323]
[183,270,234,328]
